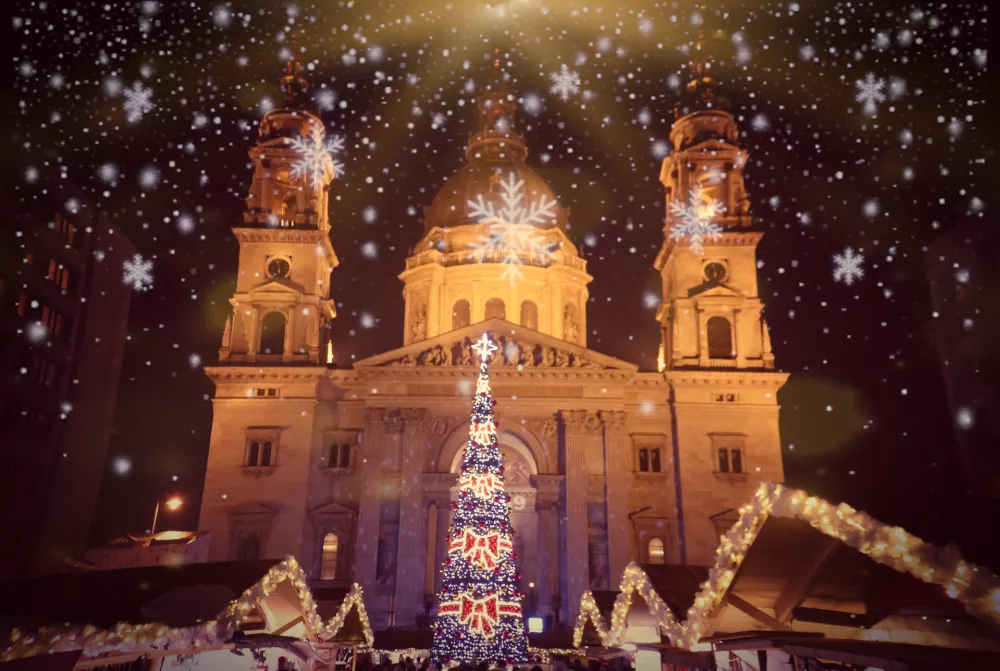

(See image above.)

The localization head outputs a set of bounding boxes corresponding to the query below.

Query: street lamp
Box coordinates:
[151,496,183,535]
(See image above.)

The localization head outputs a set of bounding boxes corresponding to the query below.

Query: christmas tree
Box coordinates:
[431,334,529,667]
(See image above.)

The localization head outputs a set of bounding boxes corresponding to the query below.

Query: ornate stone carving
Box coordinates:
[563,410,603,436]
[363,407,385,431]
[429,415,449,436]
[412,307,427,341]
[383,411,404,433]
[381,337,606,370]
[401,408,429,431]
[601,410,627,432]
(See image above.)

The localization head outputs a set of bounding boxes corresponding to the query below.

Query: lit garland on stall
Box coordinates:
[572,482,1000,651]
[430,334,529,667]
[1,556,374,662]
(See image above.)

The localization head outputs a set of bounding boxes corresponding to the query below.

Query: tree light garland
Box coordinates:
[573,482,1000,651]
[430,334,529,666]
[1,557,374,662]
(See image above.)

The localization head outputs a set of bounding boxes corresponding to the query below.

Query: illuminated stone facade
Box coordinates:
[197,65,788,630]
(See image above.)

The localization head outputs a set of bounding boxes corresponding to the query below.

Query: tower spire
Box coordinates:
[279,37,314,111]
[466,49,527,162]
[685,30,718,107]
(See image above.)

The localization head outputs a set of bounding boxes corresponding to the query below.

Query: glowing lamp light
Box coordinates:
[165,496,183,511]
[527,617,544,633]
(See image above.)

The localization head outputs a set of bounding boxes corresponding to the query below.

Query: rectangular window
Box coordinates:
[244,429,280,469]
[711,434,747,475]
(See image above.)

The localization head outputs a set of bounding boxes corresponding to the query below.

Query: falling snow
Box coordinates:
[122,253,154,291]
[549,64,581,102]
[668,188,724,255]
[122,81,154,123]
[854,72,886,117]
[832,247,865,286]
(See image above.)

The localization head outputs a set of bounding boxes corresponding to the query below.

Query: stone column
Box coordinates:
[697,309,709,366]
[283,308,296,359]
[601,411,632,583]
[394,409,428,626]
[424,501,438,597]
[562,411,601,622]
[733,308,746,368]
[248,307,261,359]
[355,408,387,592]
[533,496,559,618]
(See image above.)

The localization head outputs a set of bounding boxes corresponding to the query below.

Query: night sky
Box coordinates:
[11,2,996,567]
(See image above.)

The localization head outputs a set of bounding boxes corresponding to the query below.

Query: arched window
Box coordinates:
[647,538,665,564]
[452,299,471,330]
[281,193,298,218]
[731,448,744,474]
[718,448,730,473]
[520,300,539,330]
[650,448,662,473]
[259,311,287,355]
[638,448,649,472]
[321,533,339,580]
[706,316,734,359]
[260,441,273,466]
[339,444,351,468]
[485,298,506,320]
[237,532,261,561]
[247,441,260,467]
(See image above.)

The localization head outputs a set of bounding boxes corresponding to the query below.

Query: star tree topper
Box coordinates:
[471,333,498,363]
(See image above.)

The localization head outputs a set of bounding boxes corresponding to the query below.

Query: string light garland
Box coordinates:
[430,334,529,667]
[572,482,1000,651]
[1,557,374,662]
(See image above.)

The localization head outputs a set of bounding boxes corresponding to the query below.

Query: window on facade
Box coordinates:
[647,538,665,564]
[281,193,298,218]
[259,311,286,355]
[638,448,649,472]
[718,448,730,473]
[716,446,745,474]
[452,299,471,329]
[730,448,744,474]
[706,316,734,359]
[260,441,273,466]
[321,533,339,580]
[520,300,539,330]
[485,298,506,320]
[327,443,351,468]
[246,441,261,466]
[650,448,662,473]
[237,532,261,561]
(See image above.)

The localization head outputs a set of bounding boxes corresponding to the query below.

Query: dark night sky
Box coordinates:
[10,1,998,567]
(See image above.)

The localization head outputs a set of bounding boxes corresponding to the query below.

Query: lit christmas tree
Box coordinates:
[431,334,529,667]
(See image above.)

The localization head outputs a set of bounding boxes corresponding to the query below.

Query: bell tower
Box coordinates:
[653,41,774,371]
[654,39,788,566]
[218,58,339,365]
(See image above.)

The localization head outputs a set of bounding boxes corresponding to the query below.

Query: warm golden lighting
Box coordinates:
[165,496,183,511]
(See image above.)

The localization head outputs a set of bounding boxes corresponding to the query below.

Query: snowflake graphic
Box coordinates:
[467,172,559,285]
[832,247,865,286]
[668,188,724,255]
[123,253,153,291]
[549,64,581,102]
[287,128,346,190]
[854,73,886,117]
[123,81,154,123]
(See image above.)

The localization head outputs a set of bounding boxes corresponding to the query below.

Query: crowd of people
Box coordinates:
[354,655,636,671]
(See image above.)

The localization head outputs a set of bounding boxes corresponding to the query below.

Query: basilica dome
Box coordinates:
[422,87,568,233]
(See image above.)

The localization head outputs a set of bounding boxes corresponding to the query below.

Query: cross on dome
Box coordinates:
[471,334,498,363]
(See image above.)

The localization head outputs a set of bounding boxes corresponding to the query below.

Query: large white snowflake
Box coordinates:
[288,128,345,189]
[668,188,724,255]
[468,172,559,285]
[123,81,154,123]
[854,72,886,117]
[122,253,153,291]
[832,247,865,285]
[549,64,581,102]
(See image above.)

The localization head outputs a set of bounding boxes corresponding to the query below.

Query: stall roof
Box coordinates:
[716,635,1000,671]
[0,559,283,631]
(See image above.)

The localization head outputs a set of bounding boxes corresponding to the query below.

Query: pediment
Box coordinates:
[230,501,278,518]
[353,317,638,373]
[689,283,744,299]
[630,506,674,522]
[248,277,302,295]
[310,499,357,517]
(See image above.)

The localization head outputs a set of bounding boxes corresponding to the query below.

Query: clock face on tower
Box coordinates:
[704,262,727,283]
[267,258,291,279]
